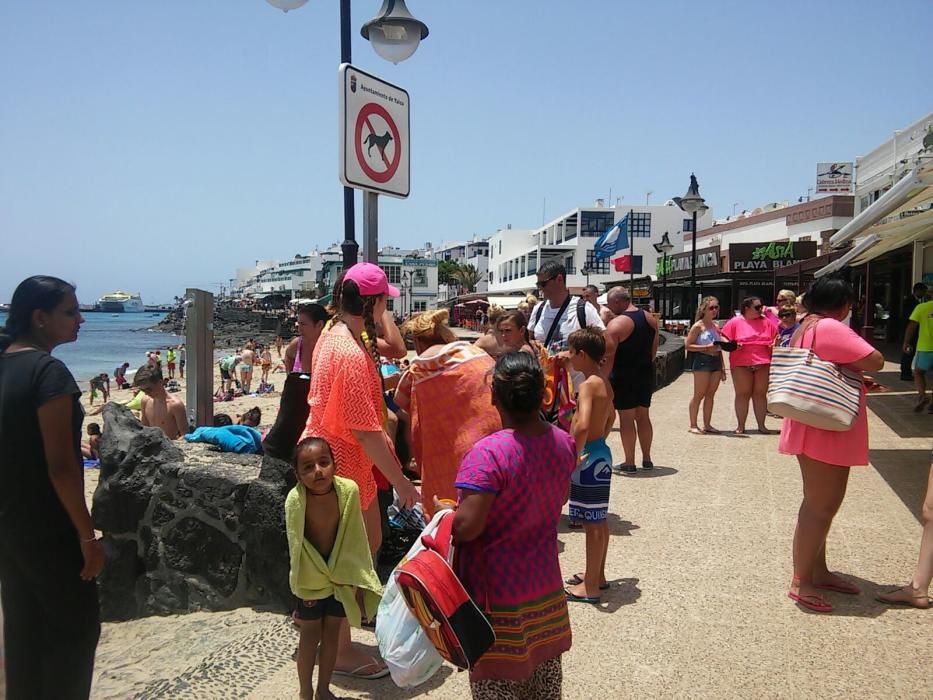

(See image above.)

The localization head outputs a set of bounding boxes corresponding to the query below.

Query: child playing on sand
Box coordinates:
[133,363,188,439]
[564,328,616,603]
[82,422,102,460]
[285,437,383,700]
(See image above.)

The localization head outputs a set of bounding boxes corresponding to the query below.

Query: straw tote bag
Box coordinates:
[767,319,863,431]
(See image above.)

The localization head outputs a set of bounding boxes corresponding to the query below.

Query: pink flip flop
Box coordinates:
[788,590,833,613]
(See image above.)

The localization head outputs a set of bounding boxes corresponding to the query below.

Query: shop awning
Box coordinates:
[813,162,933,275]
[829,165,933,248]
[486,295,524,309]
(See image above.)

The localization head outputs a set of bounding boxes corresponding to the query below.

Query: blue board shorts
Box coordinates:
[569,437,613,523]
[916,351,933,372]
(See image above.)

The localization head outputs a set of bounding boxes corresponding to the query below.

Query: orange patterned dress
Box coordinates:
[394,341,501,517]
[302,329,385,509]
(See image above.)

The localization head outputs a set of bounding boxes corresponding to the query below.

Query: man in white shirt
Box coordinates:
[530,261,605,387]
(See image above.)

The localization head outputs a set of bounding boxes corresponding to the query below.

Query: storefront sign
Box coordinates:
[729,241,817,272]
[402,258,436,267]
[816,162,853,193]
[658,246,721,279]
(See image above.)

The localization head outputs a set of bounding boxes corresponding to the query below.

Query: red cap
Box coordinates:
[343,262,400,298]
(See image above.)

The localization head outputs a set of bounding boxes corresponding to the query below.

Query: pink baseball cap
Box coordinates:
[343,262,400,298]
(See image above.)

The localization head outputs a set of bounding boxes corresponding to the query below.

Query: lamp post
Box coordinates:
[402,269,412,317]
[582,264,592,286]
[652,231,675,320]
[264,0,429,268]
[674,174,706,320]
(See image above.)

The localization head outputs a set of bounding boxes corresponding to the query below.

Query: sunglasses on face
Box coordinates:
[536,277,556,289]
[708,305,719,310]
[779,312,795,318]
[752,305,763,311]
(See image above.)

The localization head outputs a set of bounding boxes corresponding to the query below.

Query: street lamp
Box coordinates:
[674,173,706,320]
[653,231,675,320]
[582,264,592,286]
[264,0,430,269]
[402,269,413,317]
[361,0,430,64]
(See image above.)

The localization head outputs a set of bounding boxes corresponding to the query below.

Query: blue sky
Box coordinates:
[1,0,931,303]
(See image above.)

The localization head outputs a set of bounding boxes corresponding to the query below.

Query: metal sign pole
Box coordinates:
[185,288,214,429]
[363,191,379,264]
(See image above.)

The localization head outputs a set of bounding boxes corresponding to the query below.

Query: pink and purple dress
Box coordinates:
[455,425,577,683]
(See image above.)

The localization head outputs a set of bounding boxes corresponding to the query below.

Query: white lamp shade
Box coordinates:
[265,0,309,12]
[367,23,421,64]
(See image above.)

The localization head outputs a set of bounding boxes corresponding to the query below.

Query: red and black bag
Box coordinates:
[395,510,495,670]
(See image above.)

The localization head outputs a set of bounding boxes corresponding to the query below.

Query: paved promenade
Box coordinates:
[85,362,931,699]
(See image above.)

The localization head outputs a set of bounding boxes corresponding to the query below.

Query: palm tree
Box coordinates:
[451,264,482,293]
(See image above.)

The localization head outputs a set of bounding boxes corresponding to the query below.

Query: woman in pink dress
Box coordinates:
[779,277,884,613]
[721,297,777,434]
[453,352,576,699]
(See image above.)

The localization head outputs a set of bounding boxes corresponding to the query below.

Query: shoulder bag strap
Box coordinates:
[543,295,573,348]
[576,298,588,329]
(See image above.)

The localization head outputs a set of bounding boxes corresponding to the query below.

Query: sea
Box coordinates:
[0,311,179,384]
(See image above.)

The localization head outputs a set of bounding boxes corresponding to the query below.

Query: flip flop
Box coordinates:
[642,460,654,470]
[564,573,610,590]
[814,578,861,595]
[875,585,932,609]
[787,590,833,613]
[565,588,601,604]
[334,657,390,680]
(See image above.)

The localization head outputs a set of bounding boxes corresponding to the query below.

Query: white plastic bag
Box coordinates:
[375,509,452,688]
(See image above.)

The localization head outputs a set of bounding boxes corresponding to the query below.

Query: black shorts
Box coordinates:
[220,367,231,380]
[611,369,655,410]
[294,595,346,621]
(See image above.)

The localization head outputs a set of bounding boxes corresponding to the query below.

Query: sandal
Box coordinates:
[565,587,601,604]
[875,585,932,609]
[334,657,390,680]
[787,590,833,613]
[564,573,609,590]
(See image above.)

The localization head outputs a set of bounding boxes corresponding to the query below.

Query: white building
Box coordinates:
[486,202,713,295]
[232,248,342,299]
[318,250,439,315]
[432,237,491,301]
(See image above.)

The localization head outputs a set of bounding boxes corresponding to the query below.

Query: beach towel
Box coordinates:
[284,476,383,627]
[394,342,500,518]
[184,425,263,454]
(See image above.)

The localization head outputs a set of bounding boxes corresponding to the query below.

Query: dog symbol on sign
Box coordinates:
[364,131,393,158]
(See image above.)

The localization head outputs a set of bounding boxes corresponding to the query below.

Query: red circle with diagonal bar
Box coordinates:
[354,102,401,184]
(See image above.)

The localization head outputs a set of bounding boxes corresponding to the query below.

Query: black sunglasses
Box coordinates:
[752,304,763,311]
[536,276,557,289]
[708,305,720,310]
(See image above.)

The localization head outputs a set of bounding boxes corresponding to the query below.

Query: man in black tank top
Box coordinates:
[604,287,659,473]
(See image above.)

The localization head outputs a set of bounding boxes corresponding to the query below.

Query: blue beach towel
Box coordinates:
[184,425,264,454]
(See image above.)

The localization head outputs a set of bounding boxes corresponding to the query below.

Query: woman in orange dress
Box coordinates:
[302,263,419,554]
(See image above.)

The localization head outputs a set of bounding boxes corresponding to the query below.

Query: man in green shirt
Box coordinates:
[903,299,933,412]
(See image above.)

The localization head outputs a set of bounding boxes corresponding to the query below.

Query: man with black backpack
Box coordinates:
[530,261,606,388]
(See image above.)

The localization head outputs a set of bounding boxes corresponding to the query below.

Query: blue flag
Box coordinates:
[593,216,629,260]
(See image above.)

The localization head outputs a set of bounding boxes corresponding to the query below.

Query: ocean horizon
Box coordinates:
[0,311,179,384]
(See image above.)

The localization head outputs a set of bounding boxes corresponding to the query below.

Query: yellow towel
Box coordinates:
[285,475,383,627]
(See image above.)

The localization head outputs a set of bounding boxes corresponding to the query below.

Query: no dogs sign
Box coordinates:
[339,64,410,198]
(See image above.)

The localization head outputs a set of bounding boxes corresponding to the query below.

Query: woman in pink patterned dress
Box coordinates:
[779,277,884,613]
[453,351,577,699]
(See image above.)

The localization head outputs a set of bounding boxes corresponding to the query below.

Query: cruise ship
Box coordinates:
[97,291,145,313]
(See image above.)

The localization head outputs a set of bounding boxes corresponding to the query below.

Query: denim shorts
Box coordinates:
[692,353,723,372]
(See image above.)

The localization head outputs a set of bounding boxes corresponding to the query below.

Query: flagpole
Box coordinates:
[629,209,634,289]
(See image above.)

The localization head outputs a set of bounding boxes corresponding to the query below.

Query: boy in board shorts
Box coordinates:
[564,328,615,603]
